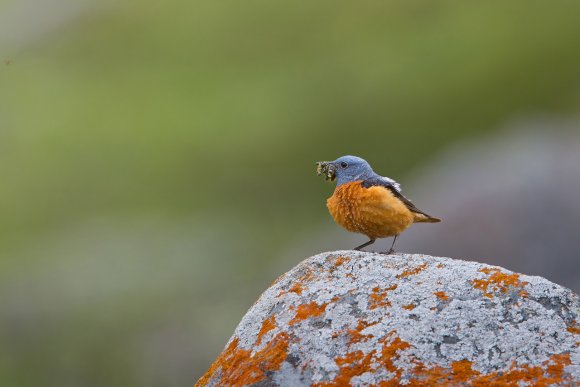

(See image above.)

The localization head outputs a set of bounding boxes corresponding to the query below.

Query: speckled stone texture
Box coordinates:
[197,251,579,386]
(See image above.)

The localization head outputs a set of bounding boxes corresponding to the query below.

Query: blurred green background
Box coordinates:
[1,0,579,386]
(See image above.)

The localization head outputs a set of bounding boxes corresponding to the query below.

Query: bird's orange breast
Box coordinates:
[326,181,414,239]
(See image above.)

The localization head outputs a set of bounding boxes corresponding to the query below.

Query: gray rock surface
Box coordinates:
[197,251,579,386]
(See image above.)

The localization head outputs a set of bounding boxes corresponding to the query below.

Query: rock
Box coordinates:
[196,251,579,386]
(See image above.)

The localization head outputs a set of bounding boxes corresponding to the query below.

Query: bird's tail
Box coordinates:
[413,213,442,223]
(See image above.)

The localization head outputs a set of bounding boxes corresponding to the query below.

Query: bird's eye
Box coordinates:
[340,162,348,169]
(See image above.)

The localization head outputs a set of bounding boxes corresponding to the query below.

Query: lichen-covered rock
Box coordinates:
[196,251,579,386]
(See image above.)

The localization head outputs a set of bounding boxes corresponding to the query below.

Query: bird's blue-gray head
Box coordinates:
[316,155,375,186]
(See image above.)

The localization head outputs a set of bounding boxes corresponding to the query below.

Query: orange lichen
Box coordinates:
[406,353,572,386]
[289,301,329,325]
[451,359,480,382]
[436,263,444,269]
[377,334,412,375]
[369,284,398,309]
[397,263,428,279]
[296,270,315,285]
[311,348,572,387]
[278,270,316,298]
[473,352,571,386]
[309,329,573,387]
[408,359,477,385]
[402,303,416,310]
[289,282,304,295]
[347,319,378,344]
[255,315,277,347]
[334,256,349,266]
[567,321,580,334]
[433,291,449,300]
[195,332,289,386]
[472,268,529,298]
[315,332,411,386]
[313,350,377,387]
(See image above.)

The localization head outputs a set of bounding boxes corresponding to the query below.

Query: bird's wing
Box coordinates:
[361,175,401,191]
[360,176,431,217]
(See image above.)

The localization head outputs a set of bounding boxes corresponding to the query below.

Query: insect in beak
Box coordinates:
[316,161,336,181]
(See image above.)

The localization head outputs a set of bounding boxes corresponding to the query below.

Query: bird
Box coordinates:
[317,155,440,254]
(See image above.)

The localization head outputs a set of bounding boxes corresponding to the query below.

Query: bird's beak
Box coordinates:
[316,161,336,181]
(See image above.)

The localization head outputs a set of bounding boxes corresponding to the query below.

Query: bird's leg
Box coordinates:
[354,238,376,251]
[385,235,398,255]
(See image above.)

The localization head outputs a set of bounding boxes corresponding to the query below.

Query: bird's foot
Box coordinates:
[381,248,397,255]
